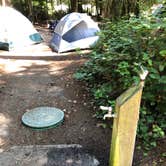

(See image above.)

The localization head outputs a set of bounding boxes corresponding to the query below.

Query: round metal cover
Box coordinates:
[22,107,64,129]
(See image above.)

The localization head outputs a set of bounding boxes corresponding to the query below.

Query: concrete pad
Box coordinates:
[0,144,99,166]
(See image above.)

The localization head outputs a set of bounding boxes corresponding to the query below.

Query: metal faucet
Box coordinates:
[100,106,116,120]
[139,65,149,87]
[101,66,148,121]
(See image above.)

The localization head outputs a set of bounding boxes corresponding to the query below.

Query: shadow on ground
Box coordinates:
[0,56,111,166]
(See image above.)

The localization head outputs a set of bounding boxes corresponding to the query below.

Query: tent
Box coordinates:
[50,12,100,53]
[0,7,43,51]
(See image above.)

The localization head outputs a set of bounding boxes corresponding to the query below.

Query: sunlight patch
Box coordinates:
[0,59,50,74]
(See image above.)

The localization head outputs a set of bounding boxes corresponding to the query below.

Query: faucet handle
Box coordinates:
[139,66,148,81]
[100,106,116,120]
[100,106,112,111]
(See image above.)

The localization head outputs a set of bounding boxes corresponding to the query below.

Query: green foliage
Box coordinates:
[154,2,166,18]
[75,16,166,150]
[11,0,53,22]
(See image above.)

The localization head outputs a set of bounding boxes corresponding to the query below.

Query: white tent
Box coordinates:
[0,7,43,51]
[50,12,100,53]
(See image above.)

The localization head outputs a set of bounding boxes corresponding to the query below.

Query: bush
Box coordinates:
[74,16,166,149]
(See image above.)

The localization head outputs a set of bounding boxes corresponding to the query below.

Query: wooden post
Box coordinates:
[109,82,144,166]
[101,68,148,166]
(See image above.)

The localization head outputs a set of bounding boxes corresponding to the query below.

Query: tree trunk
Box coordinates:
[78,0,83,13]
[1,0,6,6]
[26,0,34,22]
[50,0,54,16]
[103,0,139,19]
[99,0,103,16]
[70,0,78,12]
[45,0,49,20]
[1,0,11,6]
[95,0,99,16]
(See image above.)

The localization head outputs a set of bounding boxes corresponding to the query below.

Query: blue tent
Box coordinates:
[50,13,100,53]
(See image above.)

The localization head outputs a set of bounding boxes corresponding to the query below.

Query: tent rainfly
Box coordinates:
[0,7,43,51]
[50,12,100,53]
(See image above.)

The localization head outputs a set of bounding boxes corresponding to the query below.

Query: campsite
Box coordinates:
[0,0,166,166]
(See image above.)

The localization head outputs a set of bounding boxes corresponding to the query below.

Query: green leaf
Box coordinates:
[148,59,152,66]
[159,76,166,83]
[159,64,165,72]
[149,74,158,79]
[159,50,166,57]
[150,142,157,147]
[96,123,107,129]
[136,146,141,150]
[73,72,86,80]
[162,152,166,157]
[143,152,148,156]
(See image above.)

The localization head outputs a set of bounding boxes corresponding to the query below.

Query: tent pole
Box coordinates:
[2,0,6,6]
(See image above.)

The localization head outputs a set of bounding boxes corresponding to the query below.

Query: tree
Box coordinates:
[103,0,139,19]
[1,0,6,6]
[95,0,99,16]
[70,0,78,12]
[78,0,83,12]
[25,0,34,22]
[1,0,11,6]
[99,0,103,15]
[69,0,83,12]
[50,0,54,16]
[95,0,103,19]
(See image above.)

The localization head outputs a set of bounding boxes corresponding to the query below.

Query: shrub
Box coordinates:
[74,16,166,149]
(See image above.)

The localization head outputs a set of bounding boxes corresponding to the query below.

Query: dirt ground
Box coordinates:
[0,27,165,166]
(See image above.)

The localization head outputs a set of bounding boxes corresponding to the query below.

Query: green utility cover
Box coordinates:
[22,107,64,129]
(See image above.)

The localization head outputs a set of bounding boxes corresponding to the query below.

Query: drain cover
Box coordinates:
[22,107,64,129]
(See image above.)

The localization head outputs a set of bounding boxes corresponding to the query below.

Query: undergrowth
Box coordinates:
[74,14,166,151]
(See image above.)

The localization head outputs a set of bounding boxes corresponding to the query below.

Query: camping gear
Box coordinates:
[22,107,64,129]
[50,12,100,53]
[49,20,59,31]
[0,7,43,51]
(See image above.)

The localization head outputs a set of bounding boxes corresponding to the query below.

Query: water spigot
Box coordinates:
[139,66,148,81]
[100,106,116,120]
[139,66,148,87]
